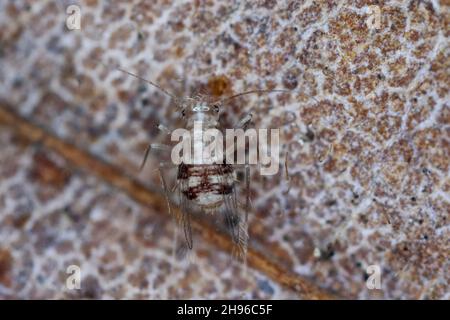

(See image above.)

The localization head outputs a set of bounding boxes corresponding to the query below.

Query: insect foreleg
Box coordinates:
[178,180,194,250]
[139,143,172,171]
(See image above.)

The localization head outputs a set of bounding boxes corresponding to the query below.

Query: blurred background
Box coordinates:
[0,0,448,299]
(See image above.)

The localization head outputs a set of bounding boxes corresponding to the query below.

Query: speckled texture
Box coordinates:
[0,0,449,299]
[0,125,297,299]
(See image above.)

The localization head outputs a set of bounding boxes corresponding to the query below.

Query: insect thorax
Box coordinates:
[183,99,220,129]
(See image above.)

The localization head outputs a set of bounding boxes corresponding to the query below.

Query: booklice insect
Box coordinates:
[112,65,286,261]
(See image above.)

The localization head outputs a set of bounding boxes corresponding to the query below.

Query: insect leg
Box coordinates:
[139,143,172,171]
[182,207,193,250]
[238,163,250,261]
[244,163,251,224]
[178,179,193,250]
[139,122,173,171]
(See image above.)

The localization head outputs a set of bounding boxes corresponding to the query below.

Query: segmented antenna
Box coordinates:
[92,58,178,101]
[90,59,291,107]
[115,66,178,101]
[216,89,290,105]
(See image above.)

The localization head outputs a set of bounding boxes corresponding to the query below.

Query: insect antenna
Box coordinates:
[139,144,152,172]
[114,66,178,101]
[216,89,290,105]
[92,58,179,102]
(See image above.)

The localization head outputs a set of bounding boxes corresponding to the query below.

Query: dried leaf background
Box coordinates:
[0,1,448,299]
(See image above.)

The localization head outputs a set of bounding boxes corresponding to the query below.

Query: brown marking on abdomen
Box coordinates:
[178,163,234,201]
[177,163,233,180]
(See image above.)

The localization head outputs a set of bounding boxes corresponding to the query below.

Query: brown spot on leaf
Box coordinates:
[0,248,13,287]
[29,152,71,188]
[207,75,232,97]
[12,212,31,229]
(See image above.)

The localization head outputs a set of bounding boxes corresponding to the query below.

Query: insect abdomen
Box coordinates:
[178,163,235,209]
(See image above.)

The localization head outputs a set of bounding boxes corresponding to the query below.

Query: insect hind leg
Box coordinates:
[177,179,194,251]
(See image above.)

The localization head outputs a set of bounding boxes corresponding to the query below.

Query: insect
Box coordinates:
[111,65,286,260]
